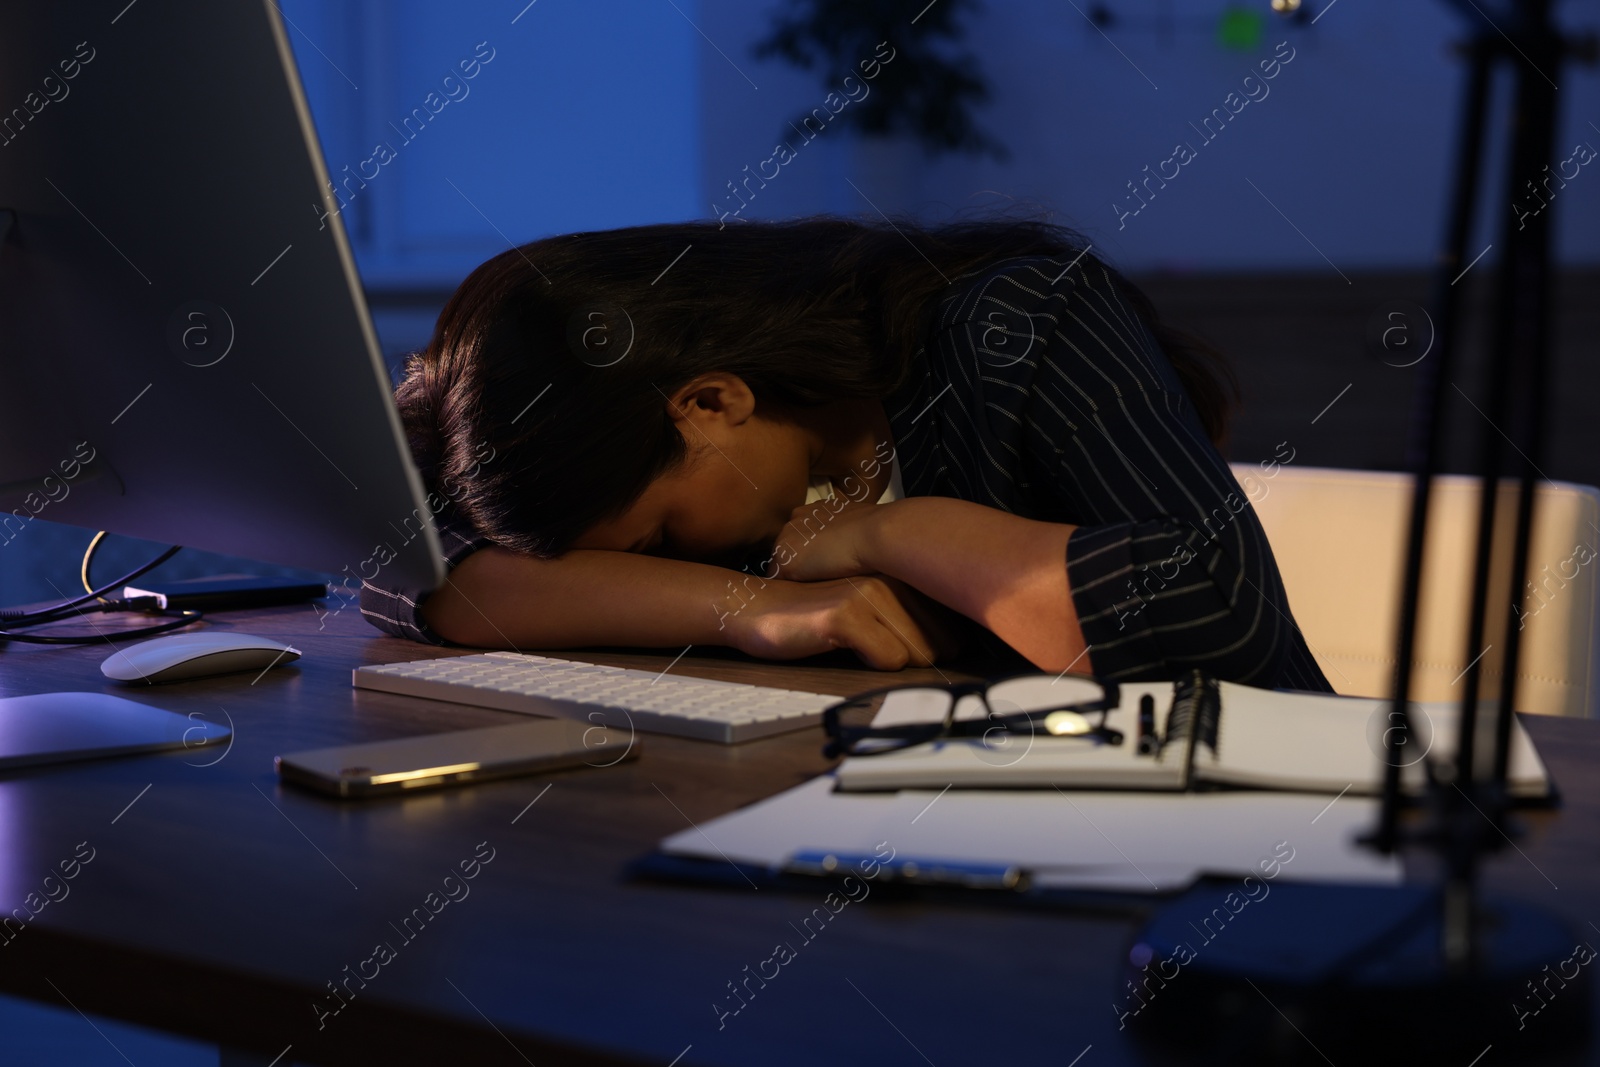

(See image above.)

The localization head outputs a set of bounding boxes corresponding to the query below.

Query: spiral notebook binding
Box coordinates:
[1161,670,1222,773]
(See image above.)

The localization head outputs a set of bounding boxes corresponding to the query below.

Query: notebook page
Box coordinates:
[1198,683,1550,796]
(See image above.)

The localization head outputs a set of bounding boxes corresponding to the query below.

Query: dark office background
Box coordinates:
[1,1,1598,1061]
[6,0,1599,613]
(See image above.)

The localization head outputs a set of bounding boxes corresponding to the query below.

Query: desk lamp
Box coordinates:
[1124,1,1598,1059]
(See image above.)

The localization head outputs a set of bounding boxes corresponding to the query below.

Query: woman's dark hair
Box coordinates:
[397,212,1240,558]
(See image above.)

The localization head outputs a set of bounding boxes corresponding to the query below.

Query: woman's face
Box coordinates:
[566,377,814,566]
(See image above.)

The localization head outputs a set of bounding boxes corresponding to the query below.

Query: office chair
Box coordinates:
[1231,464,1600,717]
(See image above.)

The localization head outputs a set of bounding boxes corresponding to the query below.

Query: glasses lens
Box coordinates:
[869,688,961,729]
[985,674,1106,717]
[829,688,955,755]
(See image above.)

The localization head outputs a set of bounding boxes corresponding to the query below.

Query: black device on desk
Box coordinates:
[122,574,328,611]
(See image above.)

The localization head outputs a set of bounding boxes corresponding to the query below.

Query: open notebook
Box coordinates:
[833,676,1552,798]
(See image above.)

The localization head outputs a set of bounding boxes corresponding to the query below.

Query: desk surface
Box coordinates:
[1,601,1598,1066]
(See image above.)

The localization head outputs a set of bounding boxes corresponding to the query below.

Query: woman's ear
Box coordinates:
[665,373,756,428]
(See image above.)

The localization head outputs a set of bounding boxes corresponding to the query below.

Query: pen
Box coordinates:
[1137,694,1159,757]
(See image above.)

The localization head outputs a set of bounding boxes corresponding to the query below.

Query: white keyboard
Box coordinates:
[352,652,841,743]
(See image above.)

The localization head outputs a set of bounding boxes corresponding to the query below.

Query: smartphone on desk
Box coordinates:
[275,717,637,798]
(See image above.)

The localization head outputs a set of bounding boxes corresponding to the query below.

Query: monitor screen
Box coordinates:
[0,0,444,595]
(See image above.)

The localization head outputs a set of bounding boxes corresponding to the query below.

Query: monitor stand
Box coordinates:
[0,692,230,771]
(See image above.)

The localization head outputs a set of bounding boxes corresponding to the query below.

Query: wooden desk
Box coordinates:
[1,602,1597,1065]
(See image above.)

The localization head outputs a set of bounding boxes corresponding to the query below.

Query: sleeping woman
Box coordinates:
[359,214,1333,692]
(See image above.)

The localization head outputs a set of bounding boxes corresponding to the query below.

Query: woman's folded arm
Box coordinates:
[418,544,958,670]
[774,492,1294,684]
[1064,514,1294,685]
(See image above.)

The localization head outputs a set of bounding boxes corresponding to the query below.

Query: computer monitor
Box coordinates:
[0,0,444,598]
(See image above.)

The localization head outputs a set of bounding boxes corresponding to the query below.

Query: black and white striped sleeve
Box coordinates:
[933,255,1304,687]
[358,501,495,645]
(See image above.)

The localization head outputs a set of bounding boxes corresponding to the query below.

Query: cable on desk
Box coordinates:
[80,529,115,600]
[0,533,204,644]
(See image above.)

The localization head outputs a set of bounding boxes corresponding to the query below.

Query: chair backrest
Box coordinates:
[1230,464,1600,717]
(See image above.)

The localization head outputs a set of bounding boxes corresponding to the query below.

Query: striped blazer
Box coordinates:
[360,251,1334,693]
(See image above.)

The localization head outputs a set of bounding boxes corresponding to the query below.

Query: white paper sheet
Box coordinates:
[659,774,1403,893]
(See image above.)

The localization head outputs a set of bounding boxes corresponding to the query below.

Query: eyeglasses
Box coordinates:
[821,672,1123,759]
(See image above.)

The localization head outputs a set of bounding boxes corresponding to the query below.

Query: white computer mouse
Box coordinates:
[101,631,302,684]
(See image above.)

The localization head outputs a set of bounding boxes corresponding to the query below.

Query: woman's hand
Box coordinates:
[787,496,1089,674]
[769,499,894,583]
[720,573,963,670]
